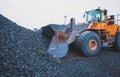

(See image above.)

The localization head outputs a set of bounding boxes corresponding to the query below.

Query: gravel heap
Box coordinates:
[0,14,58,77]
[0,14,120,77]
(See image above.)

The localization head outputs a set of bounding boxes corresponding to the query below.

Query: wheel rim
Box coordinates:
[88,39,97,51]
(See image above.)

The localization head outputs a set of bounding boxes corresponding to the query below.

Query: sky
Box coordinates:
[0,0,120,30]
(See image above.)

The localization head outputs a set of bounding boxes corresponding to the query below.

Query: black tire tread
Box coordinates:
[115,31,120,51]
[75,31,101,56]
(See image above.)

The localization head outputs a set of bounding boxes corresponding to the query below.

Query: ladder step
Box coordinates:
[103,42,113,47]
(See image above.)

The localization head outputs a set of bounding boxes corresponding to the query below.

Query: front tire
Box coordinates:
[75,31,101,56]
[114,31,120,51]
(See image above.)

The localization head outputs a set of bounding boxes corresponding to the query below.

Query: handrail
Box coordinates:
[107,14,120,25]
[115,14,120,25]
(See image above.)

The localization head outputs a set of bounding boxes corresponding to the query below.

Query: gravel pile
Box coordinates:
[0,14,120,77]
[0,14,58,77]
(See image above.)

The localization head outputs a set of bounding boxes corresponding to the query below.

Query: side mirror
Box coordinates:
[83,11,88,18]
[83,13,85,18]
[104,10,107,15]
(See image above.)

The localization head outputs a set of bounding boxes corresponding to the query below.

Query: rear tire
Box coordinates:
[114,31,120,51]
[75,31,101,56]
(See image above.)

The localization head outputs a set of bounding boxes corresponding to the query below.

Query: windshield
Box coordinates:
[86,10,106,23]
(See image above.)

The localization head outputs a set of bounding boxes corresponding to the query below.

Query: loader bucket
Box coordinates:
[48,41,68,58]
[48,25,69,58]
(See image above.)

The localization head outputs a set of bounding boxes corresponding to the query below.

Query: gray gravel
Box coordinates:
[0,14,120,77]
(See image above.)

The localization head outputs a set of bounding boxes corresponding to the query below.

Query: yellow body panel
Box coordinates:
[87,21,119,36]
[88,22,105,30]
[105,24,118,35]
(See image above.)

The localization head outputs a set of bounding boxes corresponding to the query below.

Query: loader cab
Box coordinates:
[84,8,107,23]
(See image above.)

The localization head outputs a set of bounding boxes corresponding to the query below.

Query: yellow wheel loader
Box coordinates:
[42,8,120,58]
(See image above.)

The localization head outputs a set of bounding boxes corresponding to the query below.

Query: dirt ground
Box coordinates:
[61,45,120,77]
